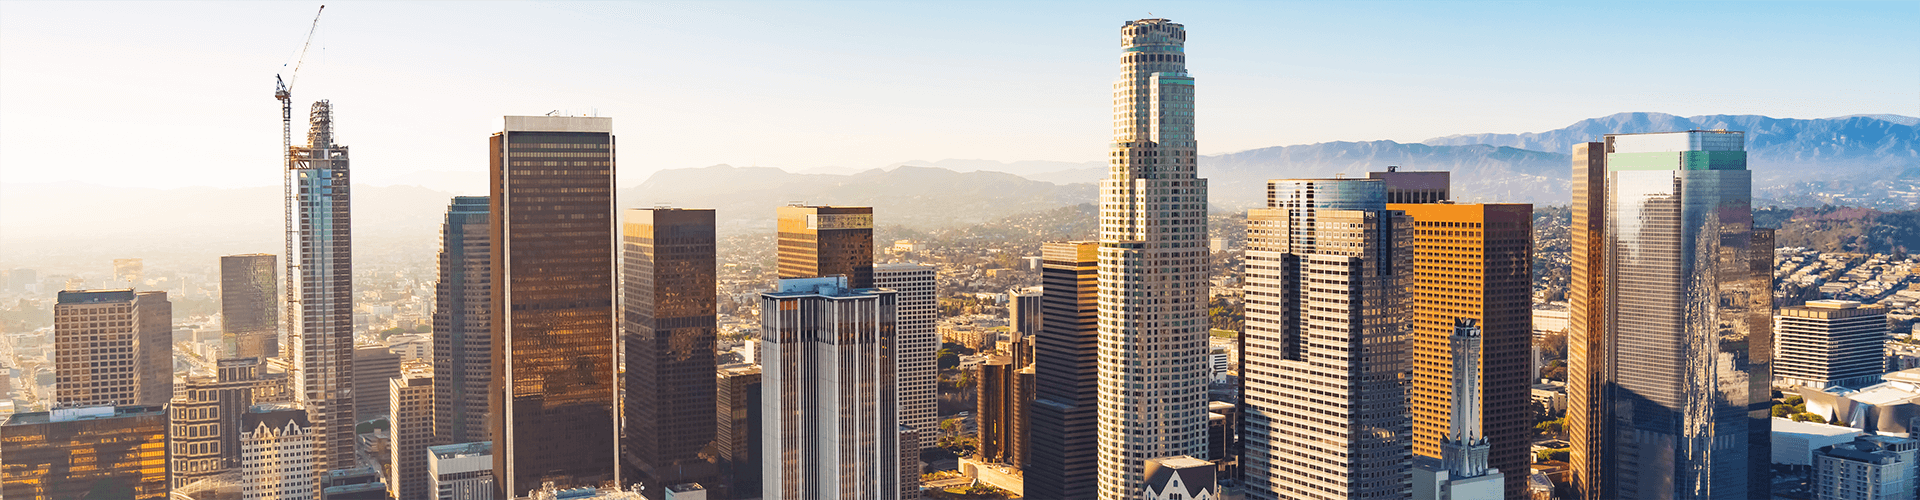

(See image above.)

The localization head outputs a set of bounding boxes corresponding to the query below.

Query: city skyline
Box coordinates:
[1,2,1914,191]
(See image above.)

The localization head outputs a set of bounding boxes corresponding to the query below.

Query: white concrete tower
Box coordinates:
[1095,18,1209,499]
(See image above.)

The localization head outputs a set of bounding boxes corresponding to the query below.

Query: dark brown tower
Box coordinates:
[1027,241,1100,500]
[775,205,873,288]
[621,207,720,498]
[221,254,278,360]
[1567,142,1610,500]
[489,116,617,497]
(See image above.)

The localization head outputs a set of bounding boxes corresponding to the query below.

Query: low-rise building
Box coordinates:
[428,441,494,500]
[1813,435,1918,500]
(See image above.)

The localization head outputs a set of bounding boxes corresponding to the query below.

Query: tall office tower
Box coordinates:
[429,441,496,500]
[241,405,319,500]
[900,426,921,500]
[621,207,721,496]
[287,100,356,470]
[874,263,938,449]
[489,115,618,496]
[977,355,1019,465]
[1776,300,1890,390]
[1010,287,1043,337]
[54,289,171,407]
[1567,141,1612,500]
[435,196,492,446]
[1413,320,1505,500]
[1030,241,1101,500]
[1566,130,1772,500]
[1812,435,1918,500]
[715,364,763,498]
[0,405,169,499]
[1388,200,1533,499]
[393,362,436,500]
[115,258,143,285]
[775,205,874,288]
[1096,18,1209,498]
[170,358,265,488]
[1368,167,1451,204]
[355,341,403,420]
[759,277,899,500]
[1243,178,1413,500]
[223,254,280,360]
[134,290,172,406]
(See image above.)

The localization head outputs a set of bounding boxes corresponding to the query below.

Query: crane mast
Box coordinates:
[275,5,324,164]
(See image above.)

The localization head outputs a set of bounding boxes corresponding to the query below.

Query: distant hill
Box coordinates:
[625,164,1096,235]
[1196,141,1570,209]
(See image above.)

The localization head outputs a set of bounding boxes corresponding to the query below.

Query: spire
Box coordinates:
[306,100,334,149]
[1442,318,1492,478]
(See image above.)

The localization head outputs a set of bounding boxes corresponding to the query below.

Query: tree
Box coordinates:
[1785,394,1805,406]
[1772,404,1792,418]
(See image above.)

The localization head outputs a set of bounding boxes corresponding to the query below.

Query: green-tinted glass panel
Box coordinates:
[1682,150,1747,170]
[1607,152,1681,171]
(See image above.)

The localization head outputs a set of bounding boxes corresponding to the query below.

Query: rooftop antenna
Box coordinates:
[546,110,560,116]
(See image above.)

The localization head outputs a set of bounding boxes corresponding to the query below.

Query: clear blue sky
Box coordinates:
[2,1,1914,190]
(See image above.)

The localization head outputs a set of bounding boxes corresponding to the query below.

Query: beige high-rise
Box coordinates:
[1096,18,1210,499]
[54,289,171,408]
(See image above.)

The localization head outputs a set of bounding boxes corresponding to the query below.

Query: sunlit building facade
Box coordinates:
[776,205,874,288]
[622,207,721,496]
[1,405,170,500]
[759,277,899,500]
[54,289,171,407]
[223,253,279,360]
[287,100,357,470]
[435,196,492,446]
[1029,241,1101,500]
[874,263,938,450]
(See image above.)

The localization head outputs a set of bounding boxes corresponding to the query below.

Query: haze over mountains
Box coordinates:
[4,112,1915,271]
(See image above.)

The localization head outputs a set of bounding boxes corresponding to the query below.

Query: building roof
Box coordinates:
[428,441,492,460]
[1143,456,1215,495]
[4,404,164,426]
[1772,417,1864,437]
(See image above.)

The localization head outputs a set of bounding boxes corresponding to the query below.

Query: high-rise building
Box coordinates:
[1568,130,1773,500]
[1567,141,1611,500]
[323,467,393,500]
[1010,287,1043,338]
[1,405,170,500]
[900,426,921,500]
[1387,200,1533,499]
[1029,241,1101,500]
[621,207,721,497]
[1812,435,1918,500]
[874,263,938,449]
[1096,18,1210,498]
[1413,319,1506,500]
[429,441,496,500]
[1777,300,1889,390]
[54,289,171,407]
[759,277,899,500]
[393,361,436,500]
[715,364,762,499]
[287,100,356,470]
[222,253,279,360]
[434,196,492,446]
[489,115,618,496]
[241,405,319,500]
[977,355,1027,466]
[1367,167,1451,204]
[355,341,402,420]
[1242,178,1413,500]
[169,358,265,489]
[775,205,874,288]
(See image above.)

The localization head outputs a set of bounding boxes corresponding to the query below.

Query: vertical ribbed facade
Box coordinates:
[1030,241,1101,500]
[489,116,618,496]
[759,277,899,500]
[716,364,763,498]
[1774,301,1888,390]
[621,207,721,496]
[874,263,938,450]
[1568,141,1612,500]
[287,100,356,470]
[434,196,491,446]
[392,363,435,500]
[1242,179,1413,500]
[1391,201,1533,499]
[222,254,278,360]
[1600,131,1772,500]
[1096,18,1209,498]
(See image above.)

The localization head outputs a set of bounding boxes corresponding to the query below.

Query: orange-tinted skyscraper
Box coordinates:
[776,205,874,288]
[1567,142,1610,500]
[489,115,618,496]
[1389,201,1533,500]
[1,405,170,500]
[621,207,721,497]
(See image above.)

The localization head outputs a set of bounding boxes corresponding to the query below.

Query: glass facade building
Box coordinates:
[287,100,357,470]
[222,253,278,360]
[1,405,170,500]
[621,207,722,496]
[434,196,492,446]
[489,116,618,496]
[759,277,899,500]
[776,205,874,289]
[1029,241,1101,500]
[1096,18,1212,499]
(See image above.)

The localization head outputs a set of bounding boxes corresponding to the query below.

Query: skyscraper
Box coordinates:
[775,205,874,288]
[1010,287,1043,338]
[1242,178,1413,500]
[1567,141,1611,500]
[354,341,402,420]
[489,115,618,496]
[621,207,721,496]
[393,361,436,500]
[1096,18,1210,498]
[1413,320,1506,500]
[977,355,1022,466]
[169,357,265,489]
[434,196,492,446]
[241,405,319,500]
[1570,130,1773,500]
[54,289,171,407]
[1030,241,1101,500]
[1367,168,1451,204]
[1775,300,1888,390]
[287,100,356,470]
[1,405,170,500]
[715,364,762,499]
[759,277,899,500]
[1389,200,1533,499]
[874,263,938,449]
[223,254,279,360]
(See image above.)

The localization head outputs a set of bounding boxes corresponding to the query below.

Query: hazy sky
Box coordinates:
[2,1,1914,190]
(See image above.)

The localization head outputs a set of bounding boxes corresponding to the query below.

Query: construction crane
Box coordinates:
[275,5,325,162]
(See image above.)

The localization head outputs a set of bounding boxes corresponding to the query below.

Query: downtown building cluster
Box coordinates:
[2,15,1909,500]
